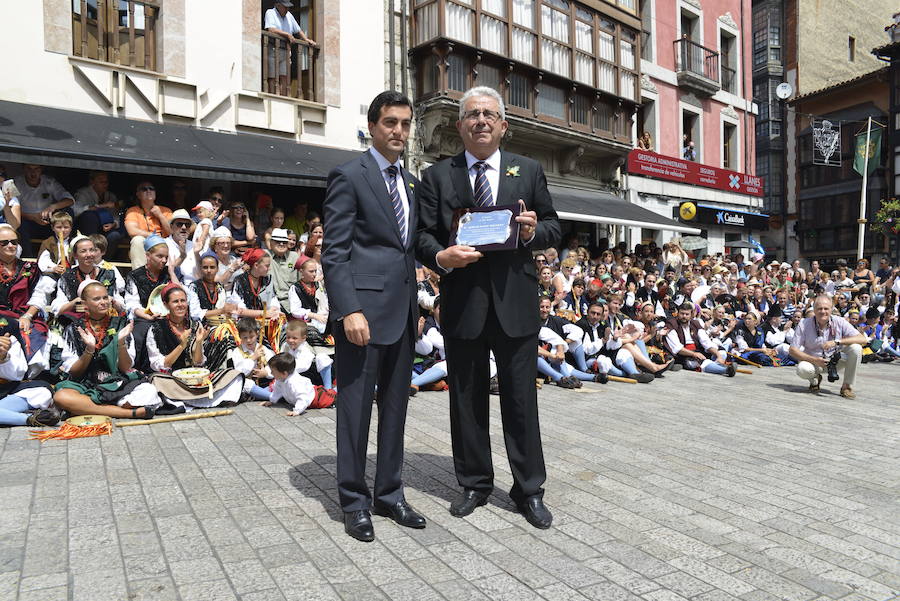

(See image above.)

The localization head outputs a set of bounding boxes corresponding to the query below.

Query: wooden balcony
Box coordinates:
[71,0,159,71]
[261,32,320,102]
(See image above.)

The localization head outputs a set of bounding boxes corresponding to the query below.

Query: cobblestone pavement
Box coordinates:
[1,362,899,601]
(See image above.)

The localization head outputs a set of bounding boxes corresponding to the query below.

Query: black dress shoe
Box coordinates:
[449,489,489,517]
[373,500,426,529]
[343,510,374,542]
[517,497,552,529]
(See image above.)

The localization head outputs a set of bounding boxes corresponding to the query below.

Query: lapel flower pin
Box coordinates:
[409,182,415,189]
[505,165,520,177]
[0,318,7,327]
[107,328,117,336]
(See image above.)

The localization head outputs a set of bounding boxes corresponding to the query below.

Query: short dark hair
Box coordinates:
[572,277,586,288]
[678,302,694,312]
[237,317,260,335]
[208,186,225,198]
[269,352,296,374]
[367,91,413,125]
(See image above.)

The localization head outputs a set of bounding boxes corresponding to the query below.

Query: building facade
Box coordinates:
[406,0,701,249]
[0,0,393,207]
[627,0,763,254]
[752,0,895,261]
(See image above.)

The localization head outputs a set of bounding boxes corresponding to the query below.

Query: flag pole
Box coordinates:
[857,116,872,260]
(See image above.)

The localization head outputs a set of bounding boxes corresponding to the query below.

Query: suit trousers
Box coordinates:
[334,318,414,512]
[444,306,546,505]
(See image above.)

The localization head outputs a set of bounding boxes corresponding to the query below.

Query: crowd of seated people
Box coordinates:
[0,164,897,428]
[0,170,332,428]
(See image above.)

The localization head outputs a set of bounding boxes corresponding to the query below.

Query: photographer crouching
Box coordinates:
[788,295,867,398]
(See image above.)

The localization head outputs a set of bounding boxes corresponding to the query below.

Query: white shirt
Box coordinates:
[13,176,72,214]
[73,186,118,217]
[264,7,301,34]
[369,147,411,241]
[464,149,501,207]
[271,372,315,414]
[165,237,196,284]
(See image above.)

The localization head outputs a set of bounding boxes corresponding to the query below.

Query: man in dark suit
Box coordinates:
[322,91,426,542]
[416,86,561,529]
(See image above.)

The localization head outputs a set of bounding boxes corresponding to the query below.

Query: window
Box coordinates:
[537,83,566,120]
[447,54,469,91]
[637,98,656,149]
[261,1,319,99]
[723,122,737,169]
[848,36,856,62]
[509,71,531,110]
[720,31,737,94]
[682,109,699,159]
[639,0,652,61]
[72,0,159,70]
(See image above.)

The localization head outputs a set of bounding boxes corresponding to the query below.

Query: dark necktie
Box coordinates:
[386,165,407,245]
[473,162,494,207]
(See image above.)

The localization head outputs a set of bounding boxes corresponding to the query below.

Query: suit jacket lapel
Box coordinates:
[496,151,517,208]
[362,151,404,246]
[450,152,474,208]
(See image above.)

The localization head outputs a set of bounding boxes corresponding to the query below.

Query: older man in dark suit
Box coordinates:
[322,91,425,542]
[416,86,561,529]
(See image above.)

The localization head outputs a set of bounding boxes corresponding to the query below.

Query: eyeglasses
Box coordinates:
[139,186,155,192]
[274,240,288,245]
[462,109,501,123]
[174,222,190,228]
[0,239,17,246]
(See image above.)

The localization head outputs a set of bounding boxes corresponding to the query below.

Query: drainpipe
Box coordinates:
[741,0,749,175]
[389,0,396,91]
[401,0,408,100]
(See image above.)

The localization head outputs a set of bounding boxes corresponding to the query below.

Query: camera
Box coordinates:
[826,351,842,382]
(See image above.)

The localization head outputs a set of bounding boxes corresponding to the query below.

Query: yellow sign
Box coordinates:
[679,202,697,221]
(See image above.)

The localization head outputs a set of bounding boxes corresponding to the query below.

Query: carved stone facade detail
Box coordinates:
[640,74,658,94]
[718,12,738,30]
[682,0,701,10]
[560,146,585,175]
[721,104,739,119]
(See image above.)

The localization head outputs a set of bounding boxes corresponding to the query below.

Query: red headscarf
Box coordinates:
[294,254,313,271]
[242,248,266,266]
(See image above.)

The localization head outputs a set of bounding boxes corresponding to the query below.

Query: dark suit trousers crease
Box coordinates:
[444,307,546,504]
[334,318,414,512]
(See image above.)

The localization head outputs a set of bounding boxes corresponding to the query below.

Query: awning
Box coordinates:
[0,100,360,187]
[549,185,702,235]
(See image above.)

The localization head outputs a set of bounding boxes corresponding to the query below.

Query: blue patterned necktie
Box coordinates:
[473,161,494,207]
[385,165,407,245]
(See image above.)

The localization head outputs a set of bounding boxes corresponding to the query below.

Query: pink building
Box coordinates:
[626,0,765,253]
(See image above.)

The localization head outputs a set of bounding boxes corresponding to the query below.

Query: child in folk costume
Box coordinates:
[228,317,275,401]
[37,211,74,275]
[260,352,315,416]
[282,320,333,388]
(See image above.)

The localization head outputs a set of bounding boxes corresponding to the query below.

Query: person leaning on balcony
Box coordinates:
[124,180,173,270]
[264,0,317,96]
[637,132,653,151]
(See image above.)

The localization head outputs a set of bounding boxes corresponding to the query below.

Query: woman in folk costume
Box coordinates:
[186,254,236,323]
[288,255,333,360]
[51,235,124,318]
[0,224,50,364]
[123,235,171,372]
[0,319,56,428]
[53,281,159,418]
[145,284,244,408]
[734,311,776,366]
[230,247,285,349]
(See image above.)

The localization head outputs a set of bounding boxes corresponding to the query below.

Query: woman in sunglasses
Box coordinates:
[0,224,50,363]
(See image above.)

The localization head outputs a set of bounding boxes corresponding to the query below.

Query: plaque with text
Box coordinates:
[450,204,521,251]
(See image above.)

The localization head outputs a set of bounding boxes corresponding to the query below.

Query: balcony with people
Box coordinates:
[261,0,320,102]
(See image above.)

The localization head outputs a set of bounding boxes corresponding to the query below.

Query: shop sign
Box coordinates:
[627,149,764,197]
[678,202,769,230]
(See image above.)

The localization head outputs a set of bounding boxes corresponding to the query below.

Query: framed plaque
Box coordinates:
[450,204,521,251]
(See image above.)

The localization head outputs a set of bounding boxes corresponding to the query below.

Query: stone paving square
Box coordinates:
[0,363,898,601]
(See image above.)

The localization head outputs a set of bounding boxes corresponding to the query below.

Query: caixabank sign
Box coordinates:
[678,202,769,230]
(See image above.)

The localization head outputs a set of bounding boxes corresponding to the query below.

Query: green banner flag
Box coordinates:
[853,126,882,176]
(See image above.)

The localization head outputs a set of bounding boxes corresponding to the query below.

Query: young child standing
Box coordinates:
[191,200,215,255]
[282,319,334,389]
[228,317,275,400]
[260,352,315,416]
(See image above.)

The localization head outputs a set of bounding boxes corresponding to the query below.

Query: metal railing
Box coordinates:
[261,31,320,102]
[674,38,719,84]
[721,65,737,94]
[72,0,159,70]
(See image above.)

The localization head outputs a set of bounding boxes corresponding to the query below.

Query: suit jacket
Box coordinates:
[416,151,560,339]
[321,150,419,346]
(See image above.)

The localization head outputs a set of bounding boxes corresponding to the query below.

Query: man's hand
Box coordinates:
[343,311,370,347]
[809,356,827,369]
[0,334,11,363]
[823,340,839,352]
[694,351,706,361]
[435,245,481,269]
[516,199,537,242]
